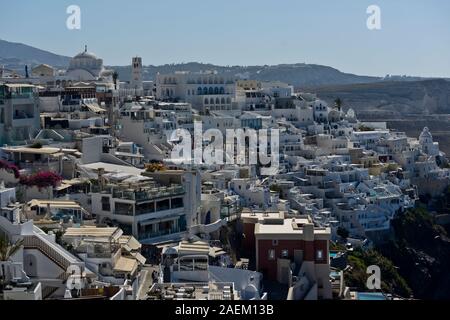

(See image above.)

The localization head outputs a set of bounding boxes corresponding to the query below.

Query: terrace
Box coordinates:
[145,282,237,300]
[93,184,185,202]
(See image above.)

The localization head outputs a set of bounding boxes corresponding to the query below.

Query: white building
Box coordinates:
[156,71,237,114]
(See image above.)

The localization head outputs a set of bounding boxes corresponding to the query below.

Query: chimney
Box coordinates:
[98,168,105,191]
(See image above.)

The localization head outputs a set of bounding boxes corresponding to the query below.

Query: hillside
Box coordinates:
[378,207,450,299]
[0,39,71,69]
[312,79,450,117]
[312,79,450,154]
[112,62,381,87]
[0,40,384,87]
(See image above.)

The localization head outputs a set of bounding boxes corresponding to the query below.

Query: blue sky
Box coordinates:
[1,0,450,77]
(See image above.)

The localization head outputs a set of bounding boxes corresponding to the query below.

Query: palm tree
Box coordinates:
[112,71,119,90]
[334,97,342,110]
[0,236,23,262]
[0,237,23,289]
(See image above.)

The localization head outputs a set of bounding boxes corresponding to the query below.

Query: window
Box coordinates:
[268,249,275,260]
[316,249,324,260]
[281,249,289,258]
[272,239,278,246]
[171,197,183,209]
[101,197,110,211]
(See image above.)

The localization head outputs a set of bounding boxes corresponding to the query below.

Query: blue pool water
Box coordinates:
[329,252,338,259]
[330,271,340,279]
[357,292,387,300]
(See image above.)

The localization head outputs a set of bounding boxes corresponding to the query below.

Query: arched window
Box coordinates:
[216,98,220,104]
[203,78,207,84]
[214,78,218,84]
[208,78,213,84]
[210,98,214,104]
[203,87,208,95]
[221,97,225,104]
[166,88,170,96]
[226,97,231,104]
[219,87,225,94]
[197,87,202,95]
[204,98,209,104]
[208,87,214,94]
[214,87,219,94]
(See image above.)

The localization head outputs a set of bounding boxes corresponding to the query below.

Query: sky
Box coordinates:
[1,0,450,77]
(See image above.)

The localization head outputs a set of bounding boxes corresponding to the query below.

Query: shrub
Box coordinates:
[20,171,62,189]
[0,159,20,179]
[29,142,43,149]
[145,163,165,172]
[337,226,349,239]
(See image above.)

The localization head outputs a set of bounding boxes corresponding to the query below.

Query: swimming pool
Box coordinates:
[356,292,387,300]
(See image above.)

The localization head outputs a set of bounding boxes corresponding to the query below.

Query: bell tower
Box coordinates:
[131,56,143,92]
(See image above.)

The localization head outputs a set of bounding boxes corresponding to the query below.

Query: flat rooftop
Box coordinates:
[146,282,237,300]
[79,162,144,176]
[28,199,82,209]
[255,218,331,237]
[64,226,123,240]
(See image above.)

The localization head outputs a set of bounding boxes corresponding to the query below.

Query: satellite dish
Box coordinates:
[243,284,259,300]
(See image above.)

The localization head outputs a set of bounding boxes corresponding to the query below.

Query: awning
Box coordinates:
[28,199,81,209]
[114,257,138,273]
[55,183,71,191]
[83,102,106,113]
[209,246,227,258]
[2,147,60,155]
[5,84,35,88]
[130,252,146,265]
[119,235,142,251]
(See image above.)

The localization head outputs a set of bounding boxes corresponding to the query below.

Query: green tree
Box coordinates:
[0,237,23,262]
[334,97,342,109]
[0,237,24,289]
[337,226,349,239]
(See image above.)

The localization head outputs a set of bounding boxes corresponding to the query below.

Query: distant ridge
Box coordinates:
[2,39,445,88]
[0,39,383,87]
[111,62,382,87]
[0,39,71,69]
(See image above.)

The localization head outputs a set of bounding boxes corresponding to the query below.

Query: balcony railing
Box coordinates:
[111,185,185,201]
[138,226,186,241]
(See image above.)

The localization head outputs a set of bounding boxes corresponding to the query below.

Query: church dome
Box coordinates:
[67,45,104,79]
[73,50,98,60]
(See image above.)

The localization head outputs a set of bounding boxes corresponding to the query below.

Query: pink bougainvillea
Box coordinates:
[20,171,63,189]
[0,159,20,179]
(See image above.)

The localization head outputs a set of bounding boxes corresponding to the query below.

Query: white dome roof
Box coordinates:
[73,51,98,60]
[67,46,104,79]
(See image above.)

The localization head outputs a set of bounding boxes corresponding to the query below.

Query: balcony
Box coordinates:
[111,185,185,202]
[138,223,187,241]
[13,112,35,120]
[8,93,36,100]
